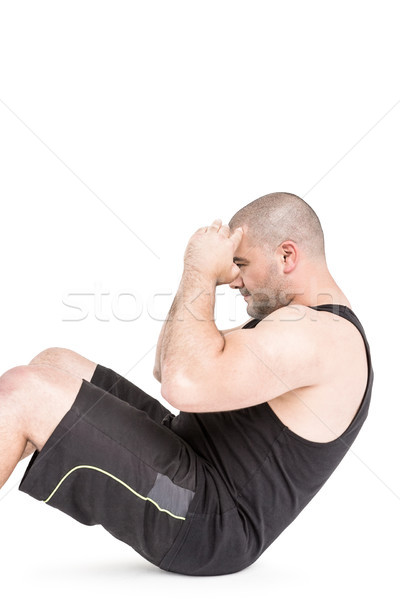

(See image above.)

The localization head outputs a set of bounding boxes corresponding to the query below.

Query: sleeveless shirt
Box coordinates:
[164,304,374,573]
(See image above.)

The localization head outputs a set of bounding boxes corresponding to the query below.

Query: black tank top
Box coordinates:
[168,304,374,565]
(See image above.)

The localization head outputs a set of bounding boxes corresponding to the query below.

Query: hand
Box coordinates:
[183,219,244,285]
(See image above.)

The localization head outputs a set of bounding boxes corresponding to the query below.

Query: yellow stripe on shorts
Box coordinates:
[43,464,186,521]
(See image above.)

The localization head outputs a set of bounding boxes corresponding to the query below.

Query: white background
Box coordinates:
[0,1,399,598]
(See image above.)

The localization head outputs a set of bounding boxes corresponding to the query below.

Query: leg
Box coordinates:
[19,440,36,461]
[17,348,98,462]
[17,373,200,569]
[13,363,245,575]
[28,347,171,423]
[0,364,83,488]
[29,347,97,381]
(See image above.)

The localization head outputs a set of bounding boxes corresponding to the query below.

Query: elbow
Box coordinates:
[160,381,184,411]
[161,375,194,412]
[153,368,162,383]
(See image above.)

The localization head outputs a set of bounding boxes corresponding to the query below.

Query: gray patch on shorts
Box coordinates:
[147,473,195,518]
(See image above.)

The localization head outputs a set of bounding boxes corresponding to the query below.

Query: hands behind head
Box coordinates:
[183,219,244,286]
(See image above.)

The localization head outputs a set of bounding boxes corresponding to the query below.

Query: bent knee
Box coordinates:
[0,365,38,396]
[29,347,72,367]
[1,363,67,395]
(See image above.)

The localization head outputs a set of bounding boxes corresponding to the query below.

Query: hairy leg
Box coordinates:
[0,364,84,488]
[29,347,97,381]
[16,348,99,462]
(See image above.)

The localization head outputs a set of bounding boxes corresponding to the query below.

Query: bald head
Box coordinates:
[229,192,326,263]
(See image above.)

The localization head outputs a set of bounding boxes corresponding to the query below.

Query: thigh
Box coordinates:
[89,363,172,424]
[19,378,199,567]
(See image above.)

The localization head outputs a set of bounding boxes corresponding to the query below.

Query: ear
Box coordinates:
[280,241,298,273]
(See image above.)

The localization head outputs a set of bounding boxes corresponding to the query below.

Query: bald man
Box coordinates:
[0,192,373,576]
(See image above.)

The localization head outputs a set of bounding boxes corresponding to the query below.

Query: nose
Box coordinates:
[229,273,244,289]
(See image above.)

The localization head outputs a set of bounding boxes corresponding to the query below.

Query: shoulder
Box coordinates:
[241,303,339,383]
[254,304,322,338]
[256,303,322,344]
[258,303,318,324]
[216,304,328,406]
[256,303,344,338]
[253,303,365,379]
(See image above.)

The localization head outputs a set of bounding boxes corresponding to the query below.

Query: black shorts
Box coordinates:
[18,365,253,576]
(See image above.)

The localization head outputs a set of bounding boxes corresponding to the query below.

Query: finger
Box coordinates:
[230,226,244,246]
[219,223,231,236]
[210,219,222,229]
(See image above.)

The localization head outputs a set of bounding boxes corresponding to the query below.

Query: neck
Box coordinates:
[288,262,351,309]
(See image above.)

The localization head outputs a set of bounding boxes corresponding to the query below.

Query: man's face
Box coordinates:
[229,225,288,318]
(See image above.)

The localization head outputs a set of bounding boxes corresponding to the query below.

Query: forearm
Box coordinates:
[153,318,168,382]
[153,285,186,382]
[160,270,225,395]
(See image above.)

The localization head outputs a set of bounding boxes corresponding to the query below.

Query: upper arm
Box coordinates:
[165,306,324,412]
[159,318,253,394]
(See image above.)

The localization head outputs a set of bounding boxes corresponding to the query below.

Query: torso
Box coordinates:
[264,304,369,443]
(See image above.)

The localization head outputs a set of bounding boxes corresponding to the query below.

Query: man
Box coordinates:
[0,192,373,576]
